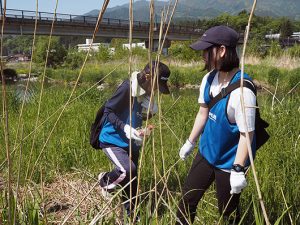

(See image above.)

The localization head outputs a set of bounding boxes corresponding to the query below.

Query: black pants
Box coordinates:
[100,146,139,216]
[176,152,241,225]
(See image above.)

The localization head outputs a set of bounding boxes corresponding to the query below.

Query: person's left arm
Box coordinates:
[233,131,254,166]
[230,86,256,194]
[234,86,257,166]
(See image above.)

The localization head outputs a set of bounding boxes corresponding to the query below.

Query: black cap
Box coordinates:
[190,25,239,50]
[144,61,171,94]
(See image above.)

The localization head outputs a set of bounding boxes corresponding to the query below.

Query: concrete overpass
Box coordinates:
[1,8,203,42]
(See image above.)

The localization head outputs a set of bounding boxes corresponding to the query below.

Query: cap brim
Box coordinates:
[190,40,213,50]
[159,82,170,94]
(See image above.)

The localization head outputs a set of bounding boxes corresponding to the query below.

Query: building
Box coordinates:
[122,42,146,50]
[77,39,111,52]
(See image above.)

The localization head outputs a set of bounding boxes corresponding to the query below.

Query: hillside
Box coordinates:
[85,0,300,22]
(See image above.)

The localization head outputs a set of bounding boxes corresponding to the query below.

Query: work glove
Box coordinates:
[179,139,195,160]
[124,124,143,146]
[230,170,247,194]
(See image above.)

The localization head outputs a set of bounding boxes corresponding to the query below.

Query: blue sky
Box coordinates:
[5,0,134,15]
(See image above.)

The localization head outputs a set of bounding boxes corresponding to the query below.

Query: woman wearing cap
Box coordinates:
[97,61,170,221]
[176,26,257,224]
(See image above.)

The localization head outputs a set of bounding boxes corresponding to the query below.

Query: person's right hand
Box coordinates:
[179,139,195,160]
[124,124,143,143]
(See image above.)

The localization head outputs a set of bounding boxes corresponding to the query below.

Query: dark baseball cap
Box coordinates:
[190,25,239,50]
[144,61,171,94]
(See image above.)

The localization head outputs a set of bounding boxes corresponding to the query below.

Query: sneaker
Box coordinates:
[98,172,113,200]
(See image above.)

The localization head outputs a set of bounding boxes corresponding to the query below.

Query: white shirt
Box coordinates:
[198,71,256,132]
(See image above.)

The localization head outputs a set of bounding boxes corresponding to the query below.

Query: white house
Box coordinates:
[77,39,111,52]
[122,42,146,50]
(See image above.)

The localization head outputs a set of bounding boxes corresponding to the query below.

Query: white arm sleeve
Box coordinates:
[228,87,256,132]
[198,73,210,104]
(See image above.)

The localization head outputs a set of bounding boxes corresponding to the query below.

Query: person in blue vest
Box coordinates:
[98,61,170,220]
[176,26,257,224]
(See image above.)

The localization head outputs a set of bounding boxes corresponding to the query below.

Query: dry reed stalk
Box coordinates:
[89,177,136,225]
[0,59,127,172]
[162,117,181,143]
[261,86,283,105]
[28,0,110,181]
[40,167,49,224]
[272,79,279,110]
[133,0,179,220]
[280,187,294,225]
[13,0,39,171]
[239,0,270,224]
[280,81,300,104]
[151,129,159,221]
[94,157,182,223]
[0,1,12,224]
[132,0,155,219]
[152,7,170,217]
[26,0,59,182]
[61,181,98,225]
[14,122,24,225]
[128,0,134,219]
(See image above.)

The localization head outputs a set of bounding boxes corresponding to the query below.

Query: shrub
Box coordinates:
[267,67,282,86]
[2,68,18,83]
[247,38,266,57]
[33,36,67,67]
[267,41,283,57]
[286,44,300,58]
[288,68,300,91]
[96,46,111,62]
[169,41,200,61]
[64,49,85,69]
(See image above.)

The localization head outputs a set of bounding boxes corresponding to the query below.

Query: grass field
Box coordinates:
[1,59,299,224]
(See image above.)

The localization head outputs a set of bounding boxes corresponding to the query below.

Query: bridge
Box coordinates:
[0,8,203,42]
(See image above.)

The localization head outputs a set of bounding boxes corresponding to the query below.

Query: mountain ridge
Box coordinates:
[84,0,300,22]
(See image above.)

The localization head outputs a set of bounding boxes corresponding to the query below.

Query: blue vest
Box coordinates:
[99,97,143,148]
[200,71,256,169]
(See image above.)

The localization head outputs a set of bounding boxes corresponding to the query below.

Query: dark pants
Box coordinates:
[176,152,241,225]
[99,146,139,215]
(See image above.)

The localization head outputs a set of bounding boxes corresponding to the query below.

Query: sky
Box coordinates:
[5,0,134,15]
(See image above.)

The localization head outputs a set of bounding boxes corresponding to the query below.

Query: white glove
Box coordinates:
[179,139,195,160]
[230,170,247,194]
[124,124,143,145]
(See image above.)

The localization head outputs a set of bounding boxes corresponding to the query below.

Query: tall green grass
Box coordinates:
[1,62,299,224]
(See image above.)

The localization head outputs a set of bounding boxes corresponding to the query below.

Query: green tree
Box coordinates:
[34,36,67,67]
[96,45,111,62]
[279,18,294,38]
[3,36,32,55]
[63,48,85,69]
[169,41,200,61]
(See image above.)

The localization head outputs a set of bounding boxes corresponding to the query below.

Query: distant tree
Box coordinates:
[169,41,199,61]
[3,36,32,55]
[33,36,67,67]
[96,45,111,62]
[63,48,85,69]
[279,18,294,38]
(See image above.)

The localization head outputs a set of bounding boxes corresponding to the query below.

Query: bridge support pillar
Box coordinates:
[145,39,171,56]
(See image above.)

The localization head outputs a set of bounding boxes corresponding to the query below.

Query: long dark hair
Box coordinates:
[218,46,240,72]
[203,46,239,72]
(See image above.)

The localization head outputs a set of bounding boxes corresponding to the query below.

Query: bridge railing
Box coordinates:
[2,8,203,35]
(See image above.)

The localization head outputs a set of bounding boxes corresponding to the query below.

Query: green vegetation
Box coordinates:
[1,57,300,224]
[33,37,67,67]
[1,10,300,225]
